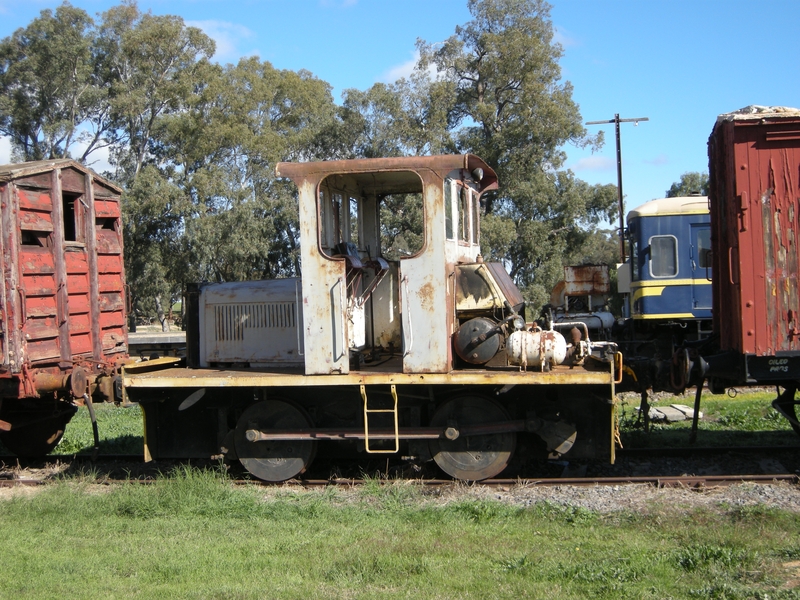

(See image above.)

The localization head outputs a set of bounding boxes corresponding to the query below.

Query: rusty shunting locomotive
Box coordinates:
[124,155,621,481]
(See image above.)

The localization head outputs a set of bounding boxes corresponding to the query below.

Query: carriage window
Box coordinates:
[649,235,678,278]
[696,228,712,269]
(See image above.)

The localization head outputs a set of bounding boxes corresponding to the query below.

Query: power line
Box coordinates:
[586,114,649,263]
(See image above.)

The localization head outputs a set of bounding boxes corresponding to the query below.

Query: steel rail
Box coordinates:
[2,473,797,488]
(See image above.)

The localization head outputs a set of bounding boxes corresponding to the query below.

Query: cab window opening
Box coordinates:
[318,174,424,262]
[445,179,454,240]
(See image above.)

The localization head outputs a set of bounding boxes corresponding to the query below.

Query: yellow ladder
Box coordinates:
[362,384,399,453]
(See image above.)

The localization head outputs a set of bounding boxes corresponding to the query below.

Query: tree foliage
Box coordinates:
[0,0,620,320]
[96,2,215,182]
[0,3,98,161]
[417,0,617,306]
[666,171,709,197]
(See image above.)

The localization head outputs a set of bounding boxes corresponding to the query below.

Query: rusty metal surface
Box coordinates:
[455,263,524,313]
[709,109,800,355]
[563,265,610,296]
[245,420,529,442]
[0,160,128,401]
[279,155,501,376]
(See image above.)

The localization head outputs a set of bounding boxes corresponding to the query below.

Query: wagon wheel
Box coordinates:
[773,385,800,437]
[0,401,78,457]
[428,395,516,481]
[234,399,317,482]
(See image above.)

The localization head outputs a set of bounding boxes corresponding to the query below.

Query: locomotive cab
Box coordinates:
[195,156,532,375]
[281,154,512,375]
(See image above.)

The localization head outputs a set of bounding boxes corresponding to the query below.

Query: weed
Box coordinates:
[496,554,530,573]
[531,500,600,526]
[675,543,754,572]
[444,498,521,522]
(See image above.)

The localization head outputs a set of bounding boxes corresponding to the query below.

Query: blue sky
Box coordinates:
[1,0,798,213]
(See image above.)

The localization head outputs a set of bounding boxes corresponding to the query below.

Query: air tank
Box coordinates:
[506,329,567,369]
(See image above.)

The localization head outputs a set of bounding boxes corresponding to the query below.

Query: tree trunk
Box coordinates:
[155,295,168,332]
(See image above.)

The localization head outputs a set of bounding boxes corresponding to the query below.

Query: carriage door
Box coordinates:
[691,223,712,310]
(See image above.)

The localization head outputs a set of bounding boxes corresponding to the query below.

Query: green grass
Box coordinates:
[0,403,143,457]
[54,403,144,455]
[619,389,800,448]
[1,468,799,599]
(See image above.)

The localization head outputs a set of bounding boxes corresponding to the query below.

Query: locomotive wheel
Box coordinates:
[428,395,516,481]
[0,401,78,457]
[234,399,317,482]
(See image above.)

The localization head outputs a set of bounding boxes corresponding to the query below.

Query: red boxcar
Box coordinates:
[708,106,800,383]
[0,159,128,455]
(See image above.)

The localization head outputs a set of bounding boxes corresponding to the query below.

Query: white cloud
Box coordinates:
[381,51,419,83]
[553,26,578,48]
[380,49,443,84]
[573,155,615,171]
[0,137,10,164]
[188,20,256,63]
[78,143,113,175]
[645,154,669,166]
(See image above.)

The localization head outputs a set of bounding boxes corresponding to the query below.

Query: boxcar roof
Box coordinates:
[0,159,123,194]
[627,196,708,220]
[715,105,800,123]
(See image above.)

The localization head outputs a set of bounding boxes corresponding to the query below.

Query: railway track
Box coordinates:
[1,448,799,488]
[2,472,798,488]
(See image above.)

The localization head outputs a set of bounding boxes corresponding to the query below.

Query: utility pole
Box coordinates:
[585,114,649,263]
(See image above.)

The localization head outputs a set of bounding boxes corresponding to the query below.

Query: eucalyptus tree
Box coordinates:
[90,1,215,327]
[666,172,709,197]
[160,57,339,284]
[416,0,618,306]
[0,3,103,161]
[122,165,193,327]
[340,70,456,159]
[94,1,215,183]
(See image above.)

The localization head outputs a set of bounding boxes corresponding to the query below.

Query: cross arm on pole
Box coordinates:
[585,114,649,263]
